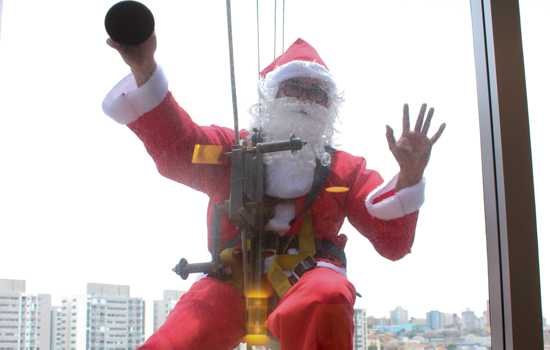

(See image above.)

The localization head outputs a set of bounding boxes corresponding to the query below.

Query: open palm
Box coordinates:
[386,103,446,191]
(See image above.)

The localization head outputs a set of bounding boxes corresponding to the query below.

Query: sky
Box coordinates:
[0,0,547,338]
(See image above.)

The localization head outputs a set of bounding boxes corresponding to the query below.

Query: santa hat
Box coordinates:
[259,38,336,100]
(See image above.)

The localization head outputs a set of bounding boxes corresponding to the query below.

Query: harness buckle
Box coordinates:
[289,256,317,286]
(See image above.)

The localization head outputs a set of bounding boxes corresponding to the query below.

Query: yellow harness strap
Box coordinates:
[267,214,316,298]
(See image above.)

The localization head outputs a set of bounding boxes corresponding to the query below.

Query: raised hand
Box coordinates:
[386,103,446,191]
[107,33,157,87]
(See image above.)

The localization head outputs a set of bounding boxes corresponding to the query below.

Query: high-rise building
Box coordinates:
[461,309,481,332]
[353,309,368,350]
[51,306,65,348]
[426,310,443,330]
[51,297,86,350]
[0,279,51,350]
[390,306,408,325]
[442,312,456,328]
[153,290,184,331]
[86,283,145,349]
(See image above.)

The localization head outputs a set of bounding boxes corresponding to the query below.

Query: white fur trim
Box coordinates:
[264,156,315,199]
[260,60,336,98]
[102,66,168,125]
[365,174,425,220]
[316,261,347,276]
[265,202,296,232]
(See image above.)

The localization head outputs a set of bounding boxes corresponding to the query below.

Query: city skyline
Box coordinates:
[1,277,511,324]
[4,277,548,349]
[1,278,504,350]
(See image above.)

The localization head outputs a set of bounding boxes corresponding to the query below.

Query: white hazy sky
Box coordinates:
[0,0,547,338]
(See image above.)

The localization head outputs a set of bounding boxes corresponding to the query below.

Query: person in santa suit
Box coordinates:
[103,33,445,350]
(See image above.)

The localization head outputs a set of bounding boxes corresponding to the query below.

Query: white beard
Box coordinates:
[249,97,337,199]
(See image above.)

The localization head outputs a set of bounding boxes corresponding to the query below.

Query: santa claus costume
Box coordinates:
[103,38,425,350]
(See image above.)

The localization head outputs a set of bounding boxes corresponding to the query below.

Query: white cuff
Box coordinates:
[365,174,425,220]
[102,66,168,125]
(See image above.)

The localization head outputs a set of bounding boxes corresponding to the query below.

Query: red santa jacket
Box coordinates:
[127,92,418,261]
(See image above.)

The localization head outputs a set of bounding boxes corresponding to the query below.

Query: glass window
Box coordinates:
[0,1,492,348]
[273,2,490,348]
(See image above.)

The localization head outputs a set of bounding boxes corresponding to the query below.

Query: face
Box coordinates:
[276,77,329,107]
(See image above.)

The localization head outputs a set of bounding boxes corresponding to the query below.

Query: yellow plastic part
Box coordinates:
[245,287,272,299]
[244,334,270,346]
[325,186,350,193]
[219,248,235,265]
[191,144,224,164]
[219,248,243,290]
[245,287,270,345]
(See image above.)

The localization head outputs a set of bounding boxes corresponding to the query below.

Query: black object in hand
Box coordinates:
[105,1,154,46]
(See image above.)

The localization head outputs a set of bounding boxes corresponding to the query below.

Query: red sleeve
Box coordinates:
[344,157,418,261]
[127,92,235,196]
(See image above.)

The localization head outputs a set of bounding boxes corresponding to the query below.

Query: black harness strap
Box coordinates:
[293,146,335,221]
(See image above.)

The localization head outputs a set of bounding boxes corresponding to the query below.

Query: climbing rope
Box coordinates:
[225,0,239,142]
[282,0,286,54]
[226,0,288,139]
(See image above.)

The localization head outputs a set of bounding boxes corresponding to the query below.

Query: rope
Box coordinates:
[282,0,286,54]
[256,0,261,77]
[274,0,277,60]
[225,0,239,143]
[256,0,286,75]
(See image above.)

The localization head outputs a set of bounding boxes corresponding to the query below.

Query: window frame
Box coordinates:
[470,0,544,348]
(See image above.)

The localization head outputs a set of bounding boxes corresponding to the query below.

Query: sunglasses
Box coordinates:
[277,79,329,106]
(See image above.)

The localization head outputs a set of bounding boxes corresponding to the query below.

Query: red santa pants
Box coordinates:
[139,267,356,350]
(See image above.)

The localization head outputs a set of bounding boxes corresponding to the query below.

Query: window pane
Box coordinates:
[519,1,550,347]
[281,3,491,348]
[0,1,491,349]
